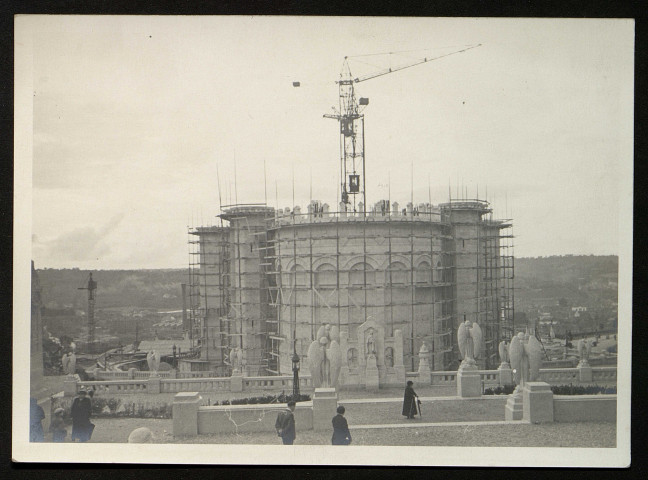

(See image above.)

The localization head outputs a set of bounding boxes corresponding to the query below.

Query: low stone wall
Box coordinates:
[553,395,617,423]
[173,389,335,437]
[197,403,314,435]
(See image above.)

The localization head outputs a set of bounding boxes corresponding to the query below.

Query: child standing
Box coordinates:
[49,408,67,442]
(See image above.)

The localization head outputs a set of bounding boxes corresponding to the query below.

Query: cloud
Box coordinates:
[40,214,125,262]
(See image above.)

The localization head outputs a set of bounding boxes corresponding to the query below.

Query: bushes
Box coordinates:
[210,393,311,406]
[51,396,173,419]
[483,384,516,395]
[482,384,616,395]
[550,384,616,395]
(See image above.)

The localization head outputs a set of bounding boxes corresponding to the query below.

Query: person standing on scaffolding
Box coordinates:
[402,380,419,419]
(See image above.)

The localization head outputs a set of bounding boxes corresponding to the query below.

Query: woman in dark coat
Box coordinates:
[402,380,419,419]
[331,406,352,445]
[71,389,93,442]
[29,397,45,442]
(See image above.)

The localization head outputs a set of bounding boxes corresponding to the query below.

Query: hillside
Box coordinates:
[35,255,618,349]
[36,268,187,310]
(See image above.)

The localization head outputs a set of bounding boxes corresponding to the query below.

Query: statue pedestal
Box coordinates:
[505,386,524,420]
[230,374,243,392]
[148,375,161,394]
[457,362,481,398]
[63,376,78,397]
[577,363,592,382]
[498,363,513,386]
[312,388,338,431]
[365,355,379,391]
[523,382,554,423]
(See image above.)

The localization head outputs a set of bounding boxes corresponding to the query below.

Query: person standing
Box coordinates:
[49,408,67,442]
[71,389,94,442]
[402,380,419,419]
[29,397,45,442]
[331,405,352,445]
[275,401,296,445]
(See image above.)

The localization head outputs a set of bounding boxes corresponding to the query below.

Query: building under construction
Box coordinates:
[182,46,514,381]
[185,198,514,378]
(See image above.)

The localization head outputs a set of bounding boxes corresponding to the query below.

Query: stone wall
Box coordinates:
[553,395,617,422]
[173,389,335,437]
[197,404,314,435]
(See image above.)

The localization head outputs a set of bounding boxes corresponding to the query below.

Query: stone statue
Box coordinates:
[146,350,160,374]
[457,320,482,367]
[508,332,543,387]
[577,339,591,366]
[366,329,376,357]
[229,346,244,374]
[498,340,509,366]
[307,324,342,388]
[62,351,76,376]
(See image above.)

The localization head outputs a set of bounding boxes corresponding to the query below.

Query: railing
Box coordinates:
[429,371,457,386]
[273,209,444,227]
[592,367,617,382]
[176,371,218,379]
[538,368,580,384]
[93,369,173,380]
[243,375,312,390]
[477,370,500,386]
[134,371,172,379]
[77,380,148,394]
[162,378,230,393]
[67,366,616,397]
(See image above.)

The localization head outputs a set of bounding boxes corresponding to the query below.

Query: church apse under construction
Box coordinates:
[182,46,515,387]
[185,198,514,383]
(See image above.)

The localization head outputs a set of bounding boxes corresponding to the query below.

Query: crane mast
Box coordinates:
[78,272,97,354]
[324,44,481,211]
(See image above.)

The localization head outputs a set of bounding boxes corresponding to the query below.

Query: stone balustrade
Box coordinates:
[477,370,500,386]
[429,371,457,386]
[64,365,615,397]
[65,373,314,396]
[538,368,580,384]
[161,378,231,393]
[591,367,617,382]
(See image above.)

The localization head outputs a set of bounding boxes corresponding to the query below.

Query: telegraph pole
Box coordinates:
[78,273,97,354]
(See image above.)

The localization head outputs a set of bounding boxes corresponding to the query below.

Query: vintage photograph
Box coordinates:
[13,16,633,466]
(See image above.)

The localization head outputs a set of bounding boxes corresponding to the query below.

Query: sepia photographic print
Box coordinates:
[13,16,633,466]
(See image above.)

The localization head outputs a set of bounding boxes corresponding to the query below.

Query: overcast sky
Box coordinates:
[23,16,634,269]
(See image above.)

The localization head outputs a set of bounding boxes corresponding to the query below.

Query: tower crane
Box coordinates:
[322,44,482,213]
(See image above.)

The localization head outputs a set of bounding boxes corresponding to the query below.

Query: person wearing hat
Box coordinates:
[71,389,94,442]
[49,407,67,442]
[402,380,419,419]
[274,401,297,445]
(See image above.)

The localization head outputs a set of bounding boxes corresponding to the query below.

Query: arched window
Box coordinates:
[387,261,408,286]
[433,260,443,283]
[416,261,431,284]
[349,262,375,286]
[384,347,394,367]
[288,264,307,288]
[315,263,336,288]
[347,348,358,368]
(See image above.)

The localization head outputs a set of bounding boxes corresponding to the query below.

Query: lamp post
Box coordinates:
[292,352,301,400]
[172,344,177,368]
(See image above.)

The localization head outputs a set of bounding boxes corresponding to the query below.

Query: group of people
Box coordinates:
[275,380,422,445]
[275,401,352,446]
[29,388,95,443]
